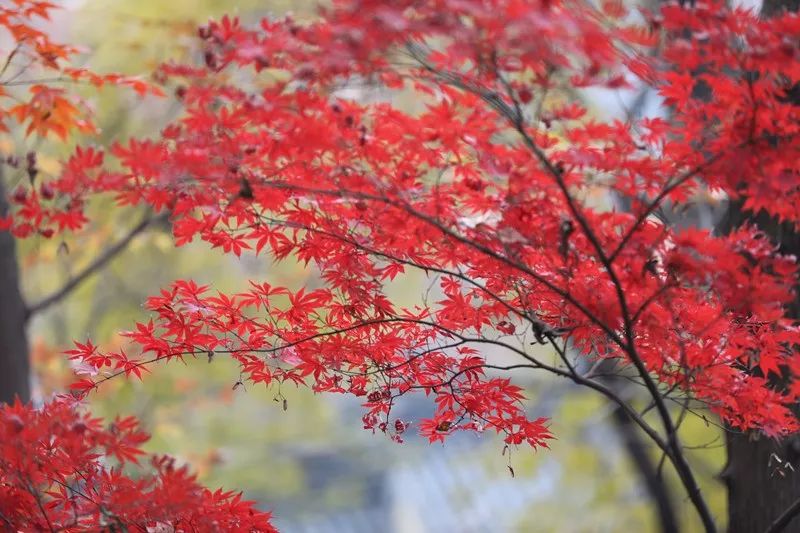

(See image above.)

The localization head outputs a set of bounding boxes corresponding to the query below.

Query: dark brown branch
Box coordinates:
[764,498,800,533]
[25,212,167,319]
[612,406,679,533]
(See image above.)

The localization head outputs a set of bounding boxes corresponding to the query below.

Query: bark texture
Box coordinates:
[0,171,30,404]
[725,431,800,533]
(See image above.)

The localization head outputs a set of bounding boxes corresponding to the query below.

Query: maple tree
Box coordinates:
[4,0,800,530]
[0,2,271,530]
[0,0,171,406]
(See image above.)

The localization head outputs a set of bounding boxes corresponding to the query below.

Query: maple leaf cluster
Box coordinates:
[1,3,276,530]
[50,0,800,443]
[0,0,162,238]
[0,398,275,531]
[0,1,159,136]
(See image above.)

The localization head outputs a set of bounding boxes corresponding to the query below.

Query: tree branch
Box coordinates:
[764,498,800,533]
[404,44,716,532]
[612,405,679,533]
[25,212,167,319]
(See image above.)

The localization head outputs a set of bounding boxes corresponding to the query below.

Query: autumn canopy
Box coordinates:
[2,0,800,530]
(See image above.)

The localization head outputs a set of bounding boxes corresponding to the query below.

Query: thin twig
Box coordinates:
[764,498,800,533]
[26,212,167,318]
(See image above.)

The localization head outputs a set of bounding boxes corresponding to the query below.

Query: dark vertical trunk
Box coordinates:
[0,170,30,404]
[725,430,800,533]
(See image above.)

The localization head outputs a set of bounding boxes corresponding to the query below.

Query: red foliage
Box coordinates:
[43,0,800,441]
[0,398,275,531]
[5,0,800,529]
[1,3,274,529]
[0,1,160,136]
[0,1,161,236]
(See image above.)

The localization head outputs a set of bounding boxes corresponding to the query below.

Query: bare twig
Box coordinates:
[764,498,800,533]
[26,212,167,318]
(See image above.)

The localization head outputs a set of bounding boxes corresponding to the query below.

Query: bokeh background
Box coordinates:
[8,0,744,531]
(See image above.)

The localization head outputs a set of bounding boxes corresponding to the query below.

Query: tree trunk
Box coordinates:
[725,430,800,533]
[0,170,30,404]
[719,203,800,533]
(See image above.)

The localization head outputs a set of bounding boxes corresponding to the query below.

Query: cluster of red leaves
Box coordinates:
[46,0,800,446]
[0,0,160,133]
[10,0,800,455]
[657,3,800,221]
[69,279,552,447]
[0,1,159,135]
[0,0,162,238]
[0,398,275,531]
